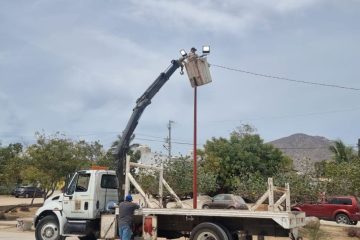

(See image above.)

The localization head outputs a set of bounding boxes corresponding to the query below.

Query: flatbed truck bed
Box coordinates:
[135,208,305,239]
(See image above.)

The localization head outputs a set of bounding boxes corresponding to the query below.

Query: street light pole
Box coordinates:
[193,85,198,209]
[181,45,212,210]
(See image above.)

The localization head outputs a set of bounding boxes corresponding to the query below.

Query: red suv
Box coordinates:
[292,196,360,225]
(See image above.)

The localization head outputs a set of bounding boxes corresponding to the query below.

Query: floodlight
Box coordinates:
[180,49,187,57]
[202,45,210,54]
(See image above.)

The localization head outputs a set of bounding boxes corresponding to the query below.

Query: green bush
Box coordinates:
[0,185,13,195]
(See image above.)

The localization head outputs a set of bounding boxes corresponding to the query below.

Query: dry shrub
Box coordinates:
[301,220,328,240]
[19,206,30,212]
[346,227,360,238]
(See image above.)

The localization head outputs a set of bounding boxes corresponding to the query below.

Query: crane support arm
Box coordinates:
[115,59,183,201]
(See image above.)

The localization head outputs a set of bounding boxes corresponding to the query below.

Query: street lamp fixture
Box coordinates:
[180,49,187,57]
[202,45,210,54]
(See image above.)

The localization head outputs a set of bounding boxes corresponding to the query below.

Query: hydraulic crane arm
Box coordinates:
[115,59,183,201]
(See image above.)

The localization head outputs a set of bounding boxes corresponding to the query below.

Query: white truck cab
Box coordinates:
[34,169,118,240]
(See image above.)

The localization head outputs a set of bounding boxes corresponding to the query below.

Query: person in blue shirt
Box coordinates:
[118,195,139,240]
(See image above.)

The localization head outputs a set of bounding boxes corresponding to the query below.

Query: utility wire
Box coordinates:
[135,137,202,146]
[210,63,360,91]
[208,107,360,124]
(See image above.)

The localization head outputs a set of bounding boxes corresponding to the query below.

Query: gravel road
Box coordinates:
[0,226,79,240]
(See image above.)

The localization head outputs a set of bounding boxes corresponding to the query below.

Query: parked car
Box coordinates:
[292,196,360,225]
[202,194,248,210]
[12,186,45,198]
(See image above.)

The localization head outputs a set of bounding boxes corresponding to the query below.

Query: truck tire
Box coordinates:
[216,223,233,240]
[335,213,350,224]
[190,222,229,240]
[35,215,65,240]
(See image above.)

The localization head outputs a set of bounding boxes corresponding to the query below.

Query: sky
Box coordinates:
[0,0,359,156]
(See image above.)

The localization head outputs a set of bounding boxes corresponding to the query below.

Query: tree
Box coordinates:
[26,132,94,199]
[163,156,193,198]
[136,170,159,197]
[329,140,356,163]
[75,140,106,164]
[97,135,141,171]
[164,156,218,198]
[233,172,268,202]
[0,143,24,193]
[323,161,360,196]
[274,172,324,203]
[202,125,292,193]
[135,155,217,201]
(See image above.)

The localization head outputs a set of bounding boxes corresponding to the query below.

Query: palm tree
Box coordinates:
[329,140,355,163]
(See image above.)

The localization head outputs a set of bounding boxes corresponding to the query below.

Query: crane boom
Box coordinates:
[115,59,183,201]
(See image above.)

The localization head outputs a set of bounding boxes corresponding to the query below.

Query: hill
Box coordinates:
[269,133,334,172]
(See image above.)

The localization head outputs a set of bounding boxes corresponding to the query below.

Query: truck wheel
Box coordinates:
[350,221,358,225]
[335,213,350,224]
[216,223,233,240]
[190,222,229,240]
[202,205,209,209]
[35,215,65,240]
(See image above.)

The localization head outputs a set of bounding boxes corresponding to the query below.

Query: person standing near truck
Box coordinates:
[118,194,140,240]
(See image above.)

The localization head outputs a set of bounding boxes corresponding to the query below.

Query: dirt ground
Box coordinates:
[2,206,38,220]
[298,224,360,240]
[0,193,58,206]
[316,225,359,240]
[0,225,79,240]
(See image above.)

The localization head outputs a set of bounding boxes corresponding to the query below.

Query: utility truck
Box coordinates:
[34,47,305,240]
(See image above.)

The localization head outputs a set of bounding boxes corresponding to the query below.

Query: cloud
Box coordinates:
[0,0,359,153]
[126,0,324,34]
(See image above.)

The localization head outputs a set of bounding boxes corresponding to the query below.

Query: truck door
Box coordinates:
[93,172,118,217]
[63,172,92,219]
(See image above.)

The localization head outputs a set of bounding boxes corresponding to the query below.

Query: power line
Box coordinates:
[276,147,331,150]
[208,107,360,124]
[210,63,360,91]
[135,137,202,146]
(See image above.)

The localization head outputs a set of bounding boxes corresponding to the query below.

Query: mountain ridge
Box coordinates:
[269,133,334,171]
